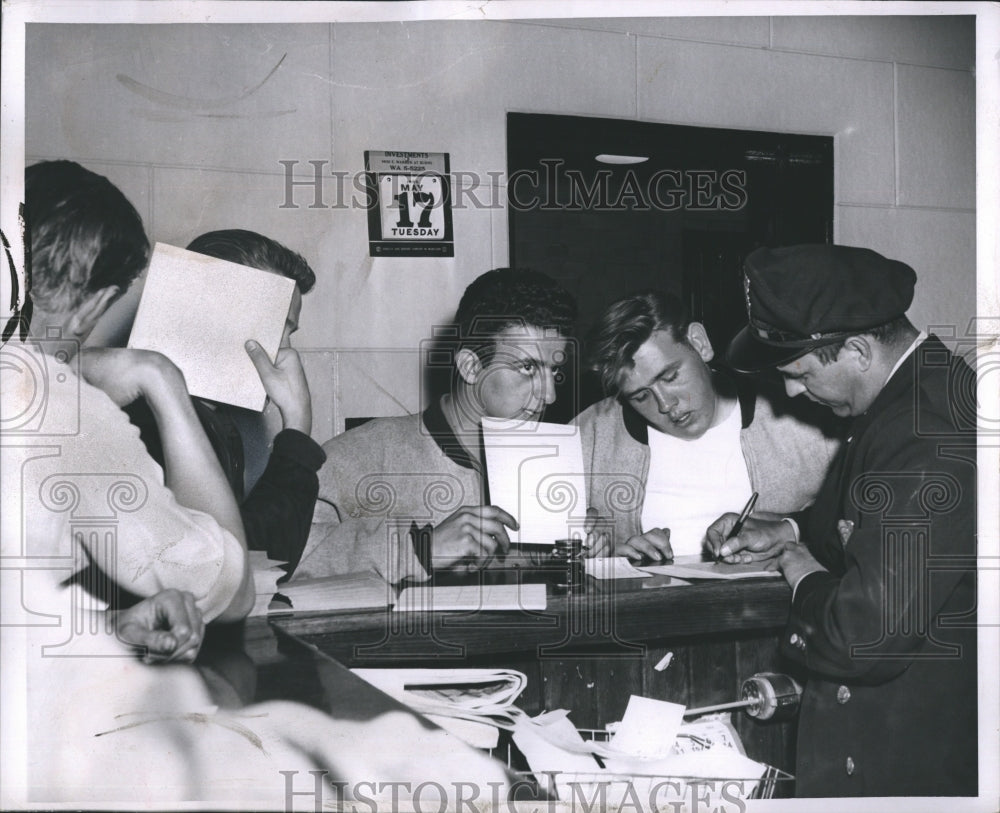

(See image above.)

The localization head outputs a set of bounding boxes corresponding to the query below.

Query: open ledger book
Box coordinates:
[250,570,397,616]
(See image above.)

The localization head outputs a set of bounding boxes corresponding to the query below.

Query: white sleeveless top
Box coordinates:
[640,400,753,557]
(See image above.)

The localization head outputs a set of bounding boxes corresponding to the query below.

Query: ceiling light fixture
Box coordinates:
[595,154,649,165]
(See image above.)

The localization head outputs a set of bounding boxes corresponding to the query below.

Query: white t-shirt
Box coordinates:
[640,399,753,557]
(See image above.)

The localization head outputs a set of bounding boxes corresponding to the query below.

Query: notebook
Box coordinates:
[269,571,396,614]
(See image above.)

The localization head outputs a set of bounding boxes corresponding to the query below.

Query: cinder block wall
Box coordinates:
[26,16,975,442]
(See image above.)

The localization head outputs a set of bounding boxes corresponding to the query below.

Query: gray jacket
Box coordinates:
[576,380,842,548]
[295,398,483,583]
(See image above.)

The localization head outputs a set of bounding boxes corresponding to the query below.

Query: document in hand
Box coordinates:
[128,242,296,410]
[481,418,587,546]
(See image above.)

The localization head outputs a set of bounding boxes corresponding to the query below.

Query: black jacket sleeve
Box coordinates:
[784,412,976,686]
[242,428,326,578]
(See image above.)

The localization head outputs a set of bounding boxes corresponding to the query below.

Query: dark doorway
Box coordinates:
[507,112,833,422]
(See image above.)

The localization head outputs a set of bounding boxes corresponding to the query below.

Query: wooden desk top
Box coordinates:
[268,575,792,666]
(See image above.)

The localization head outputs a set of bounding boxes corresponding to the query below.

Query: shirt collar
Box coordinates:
[885,330,927,387]
[421,396,483,471]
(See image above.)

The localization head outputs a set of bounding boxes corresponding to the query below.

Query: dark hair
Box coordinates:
[454,268,576,361]
[811,315,916,365]
[587,290,691,395]
[186,229,315,294]
[25,160,149,313]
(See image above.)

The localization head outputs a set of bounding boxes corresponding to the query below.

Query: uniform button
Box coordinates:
[789,633,806,650]
[837,685,851,704]
[845,756,855,776]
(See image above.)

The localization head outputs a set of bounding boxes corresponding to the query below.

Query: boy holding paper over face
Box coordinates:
[124,230,326,578]
[294,268,583,583]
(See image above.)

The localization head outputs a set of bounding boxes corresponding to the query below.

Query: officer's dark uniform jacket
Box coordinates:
[785,335,977,797]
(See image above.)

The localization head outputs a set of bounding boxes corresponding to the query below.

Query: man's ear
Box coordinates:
[843,335,873,371]
[685,322,715,363]
[455,347,483,385]
[66,286,120,340]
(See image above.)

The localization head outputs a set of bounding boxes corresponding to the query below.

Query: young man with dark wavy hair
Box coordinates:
[295,268,578,583]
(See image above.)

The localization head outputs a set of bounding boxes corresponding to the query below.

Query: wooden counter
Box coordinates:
[266,573,797,788]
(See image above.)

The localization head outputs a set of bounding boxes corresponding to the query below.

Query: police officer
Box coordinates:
[706,244,977,798]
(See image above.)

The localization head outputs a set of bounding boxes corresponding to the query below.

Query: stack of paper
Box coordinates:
[511,713,602,797]
[248,552,287,617]
[509,696,769,804]
[639,553,781,580]
[585,557,653,580]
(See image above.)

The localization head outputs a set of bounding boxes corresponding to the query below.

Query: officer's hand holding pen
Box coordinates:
[705,494,798,563]
[715,492,758,562]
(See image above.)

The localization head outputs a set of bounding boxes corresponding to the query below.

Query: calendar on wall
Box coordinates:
[365,150,454,257]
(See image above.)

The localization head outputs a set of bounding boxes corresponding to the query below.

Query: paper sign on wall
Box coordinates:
[365,150,454,257]
[128,242,295,411]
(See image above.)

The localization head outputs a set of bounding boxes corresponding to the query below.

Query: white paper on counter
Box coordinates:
[639,553,782,580]
[585,557,653,580]
[394,582,546,611]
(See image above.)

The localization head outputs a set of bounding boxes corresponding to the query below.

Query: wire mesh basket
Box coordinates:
[489,726,794,802]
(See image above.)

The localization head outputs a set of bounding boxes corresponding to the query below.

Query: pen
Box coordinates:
[717,491,759,561]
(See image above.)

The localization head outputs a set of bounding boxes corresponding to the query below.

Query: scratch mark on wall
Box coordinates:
[129,108,297,123]
[117,53,288,112]
[343,357,414,416]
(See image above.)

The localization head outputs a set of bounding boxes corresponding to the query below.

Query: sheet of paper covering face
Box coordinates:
[127,242,295,411]
[481,418,587,546]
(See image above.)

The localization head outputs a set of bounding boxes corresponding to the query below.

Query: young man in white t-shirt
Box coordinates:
[576,290,840,561]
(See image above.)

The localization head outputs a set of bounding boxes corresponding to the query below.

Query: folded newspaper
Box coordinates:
[351,668,530,748]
